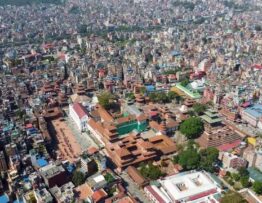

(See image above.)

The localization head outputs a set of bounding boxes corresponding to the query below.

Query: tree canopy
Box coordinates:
[177,147,200,170]
[240,176,251,188]
[253,181,262,194]
[162,68,181,75]
[238,167,249,177]
[179,117,204,139]
[224,168,251,190]
[221,191,247,203]
[167,91,177,101]
[104,173,115,183]
[140,163,163,180]
[126,92,135,100]
[148,91,176,104]
[175,144,219,172]
[72,171,86,186]
[97,91,115,110]
[180,78,190,87]
[199,147,219,172]
[140,87,146,94]
[192,103,207,115]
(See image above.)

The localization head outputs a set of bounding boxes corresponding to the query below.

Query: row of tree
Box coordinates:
[224,168,251,190]
[173,142,219,173]
[148,91,181,104]
[97,91,115,110]
[139,163,163,180]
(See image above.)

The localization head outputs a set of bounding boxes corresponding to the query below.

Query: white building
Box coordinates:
[191,78,205,92]
[144,171,222,203]
[69,103,89,132]
[34,188,53,203]
[219,152,247,169]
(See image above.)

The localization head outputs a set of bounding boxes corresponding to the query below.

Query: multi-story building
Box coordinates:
[69,103,89,132]
[50,182,75,203]
[196,126,241,149]
[34,188,53,203]
[241,104,262,127]
[105,133,176,171]
[144,171,222,203]
[80,155,98,174]
[243,145,262,171]
[220,152,247,169]
[39,163,69,188]
[0,151,7,172]
[87,104,148,144]
[5,143,17,157]
[219,108,238,122]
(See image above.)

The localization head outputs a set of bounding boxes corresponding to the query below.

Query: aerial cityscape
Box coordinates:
[0,0,262,202]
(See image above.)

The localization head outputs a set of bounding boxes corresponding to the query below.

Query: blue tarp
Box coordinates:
[0,194,9,203]
[23,176,29,183]
[14,199,24,203]
[66,164,75,173]
[170,50,181,56]
[36,158,48,168]
[145,85,155,92]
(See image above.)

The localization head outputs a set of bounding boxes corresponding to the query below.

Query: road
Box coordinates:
[219,176,235,192]
[119,171,150,203]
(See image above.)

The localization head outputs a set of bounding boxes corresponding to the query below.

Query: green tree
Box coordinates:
[179,117,204,139]
[175,94,182,104]
[140,87,146,94]
[163,70,176,75]
[227,179,234,186]
[231,173,241,182]
[253,181,262,194]
[38,144,46,156]
[72,171,86,186]
[149,92,169,103]
[16,108,26,120]
[173,155,179,164]
[178,148,200,170]
[180,78,190,87]
[97,91,114,110]
[238,167,249,177]
[240,176,251,188]
[140,163,163,180]
[28,192,37,203]
[221,191,247,203]
[199,147,219,172]
[104,173,115,183]
[167,91,177,101]
[126,92,135,100]
[192,103,207,115]
[149,92,157,103]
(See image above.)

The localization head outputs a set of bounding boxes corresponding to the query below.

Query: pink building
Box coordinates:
[220,152,247,169]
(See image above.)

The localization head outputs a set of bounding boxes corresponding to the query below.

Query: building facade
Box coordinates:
[69,103,89,132]
[144,171,222,203]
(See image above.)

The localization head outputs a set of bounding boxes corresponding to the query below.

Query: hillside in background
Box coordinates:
[0,0,62,6]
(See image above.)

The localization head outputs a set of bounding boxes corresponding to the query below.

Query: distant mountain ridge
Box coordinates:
[0,0,62,6]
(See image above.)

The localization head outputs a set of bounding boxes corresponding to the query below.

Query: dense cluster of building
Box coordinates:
[0,0,262,202]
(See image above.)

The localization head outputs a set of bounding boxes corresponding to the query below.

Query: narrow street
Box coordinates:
[218,176,235,192]
[119,171,150,203]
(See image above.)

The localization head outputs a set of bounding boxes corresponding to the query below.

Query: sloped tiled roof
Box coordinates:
[72,103,88,119]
